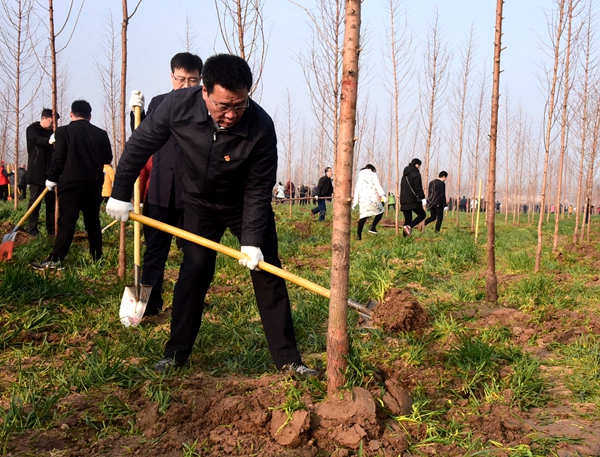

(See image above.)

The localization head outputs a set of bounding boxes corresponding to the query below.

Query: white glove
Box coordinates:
[128,90,145,111]
[239,246,264,271]
[45,179,57,191]
[381,195,387,203]
[48,134,55,145]
[422,199,427,206]
[315,196,319,200]
[352,203,357,210]
[106,197,133,221]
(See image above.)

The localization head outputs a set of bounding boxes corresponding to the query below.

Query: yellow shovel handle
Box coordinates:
[15,187,49,230]
[128,212,332,300]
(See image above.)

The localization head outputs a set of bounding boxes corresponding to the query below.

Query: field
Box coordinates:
[1,200,600,456]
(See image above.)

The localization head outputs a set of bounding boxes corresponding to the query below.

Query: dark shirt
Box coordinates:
[26,122,54,185]
[400,164,425,211]
[47,119,113,191]
[17,167,27,187]
[112,86,278,248]
[315,175,333,198]
[427,178,446,207]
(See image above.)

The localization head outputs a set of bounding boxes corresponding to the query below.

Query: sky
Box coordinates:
[36,0,560,189]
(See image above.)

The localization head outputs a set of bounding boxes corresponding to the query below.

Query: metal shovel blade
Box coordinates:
[119,284,152,327]
[0,232,16,261]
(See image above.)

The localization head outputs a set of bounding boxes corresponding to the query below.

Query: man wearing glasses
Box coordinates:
[127,52,203,317]
[108,54,317,378]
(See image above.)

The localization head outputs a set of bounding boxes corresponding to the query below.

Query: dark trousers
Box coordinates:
[357,213,383,237]
[0,184,8,200]
[165,203,302,369]
[402,207,426,228]
[311,199,327,221]
[18,185,26,199]
[28,184,56,235]
[49,185,102,261]
[141,203,183,312]
[424,205,444,232]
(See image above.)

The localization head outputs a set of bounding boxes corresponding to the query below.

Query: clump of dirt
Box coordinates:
[371,288,429,333]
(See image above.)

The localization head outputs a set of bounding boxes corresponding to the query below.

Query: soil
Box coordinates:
[3,292,600,455]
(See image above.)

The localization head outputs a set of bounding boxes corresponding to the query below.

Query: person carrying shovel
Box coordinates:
[31,100,112,269]
[107,54,317,377]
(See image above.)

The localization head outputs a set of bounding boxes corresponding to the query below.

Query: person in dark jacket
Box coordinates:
[128,52,203,317]
[26,109,59,236]
[424,171,448,232]
[31,100,112,269]
[311,167,333,221]
[0,162,14,200]
[17,164,27,199]
[399,158,426,237]
[106,54,316,378]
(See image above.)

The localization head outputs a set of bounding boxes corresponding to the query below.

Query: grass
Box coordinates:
[0,199,598,455]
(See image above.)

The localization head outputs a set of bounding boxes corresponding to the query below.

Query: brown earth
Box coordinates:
[3,290,600,455]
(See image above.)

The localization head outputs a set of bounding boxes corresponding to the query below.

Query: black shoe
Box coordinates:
[28,231,39,237]
[154,357,187,373]
[403,225,412,237]
[143,307,161,317]
[356,235,362,240]
[280,362,319,378]
[368,228,378,234]
[30,259,64,270]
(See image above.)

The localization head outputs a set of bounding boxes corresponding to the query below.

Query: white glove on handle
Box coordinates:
[45,179,57,191]
[128,90,145,111]
[239,246,264,271]
[48,134,55,145]
[422,199,427,206]
[106,197,133,222]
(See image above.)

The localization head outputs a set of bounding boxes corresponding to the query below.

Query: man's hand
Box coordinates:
[45,179,57,191]
[106,197,133,221]
[48,134,55,145]
[239,246,264,271]
[128,90,145,111]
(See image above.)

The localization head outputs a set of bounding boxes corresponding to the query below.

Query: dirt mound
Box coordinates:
[371,288,429,333]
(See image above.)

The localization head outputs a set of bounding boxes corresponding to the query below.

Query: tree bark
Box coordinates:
[328,0,360,396]
[485,0,504,303]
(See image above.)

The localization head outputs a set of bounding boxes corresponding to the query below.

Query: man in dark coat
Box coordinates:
[128,52,203,317]
[31,100,112,269]
[424,171,448,232]
[399,158,426,236]
[17,164,27,199]
[26,109,59,236]
[106,54,316,378]
[311,167,333,221]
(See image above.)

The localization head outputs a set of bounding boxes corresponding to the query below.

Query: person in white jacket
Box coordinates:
[352,164,385,240]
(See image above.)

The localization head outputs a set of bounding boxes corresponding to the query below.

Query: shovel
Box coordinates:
[0,187,49,261]
[119,105,152,327]
[127,212,376,324]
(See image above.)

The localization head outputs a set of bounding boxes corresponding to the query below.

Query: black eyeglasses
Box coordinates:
[208,95,249,113]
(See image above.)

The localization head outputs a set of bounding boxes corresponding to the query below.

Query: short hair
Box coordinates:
[71,100,92,118]
[41,108,59,120]
[362,164,376,172]
[170,52,203,74]
[325,167,332,174]
[202,54,252,94]
[410,158,422,166]
[439,170,448,178]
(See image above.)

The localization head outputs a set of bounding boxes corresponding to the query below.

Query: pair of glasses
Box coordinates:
[209,95,249,113]
[172,75,200,85]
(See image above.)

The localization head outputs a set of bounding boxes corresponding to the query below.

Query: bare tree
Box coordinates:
[295,0,343,168]
[94,11,121,163]
[451,24,475,228]
[0,0,40,208]
[536,0,566,272]
[328,0,361,395]
[118,0,143,280]
[469,70,488,232]
[485,0,504,304]
[420,7,450,187]
[214,0,268,98]
[552,0,578,253]
[179,11,198,53]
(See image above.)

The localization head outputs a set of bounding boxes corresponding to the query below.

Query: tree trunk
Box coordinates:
[485,0,504,303]
[328,0,361,396]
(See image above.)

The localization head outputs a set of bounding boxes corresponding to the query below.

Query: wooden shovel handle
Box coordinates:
[127,212,373,316]
[14,187,49,231]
